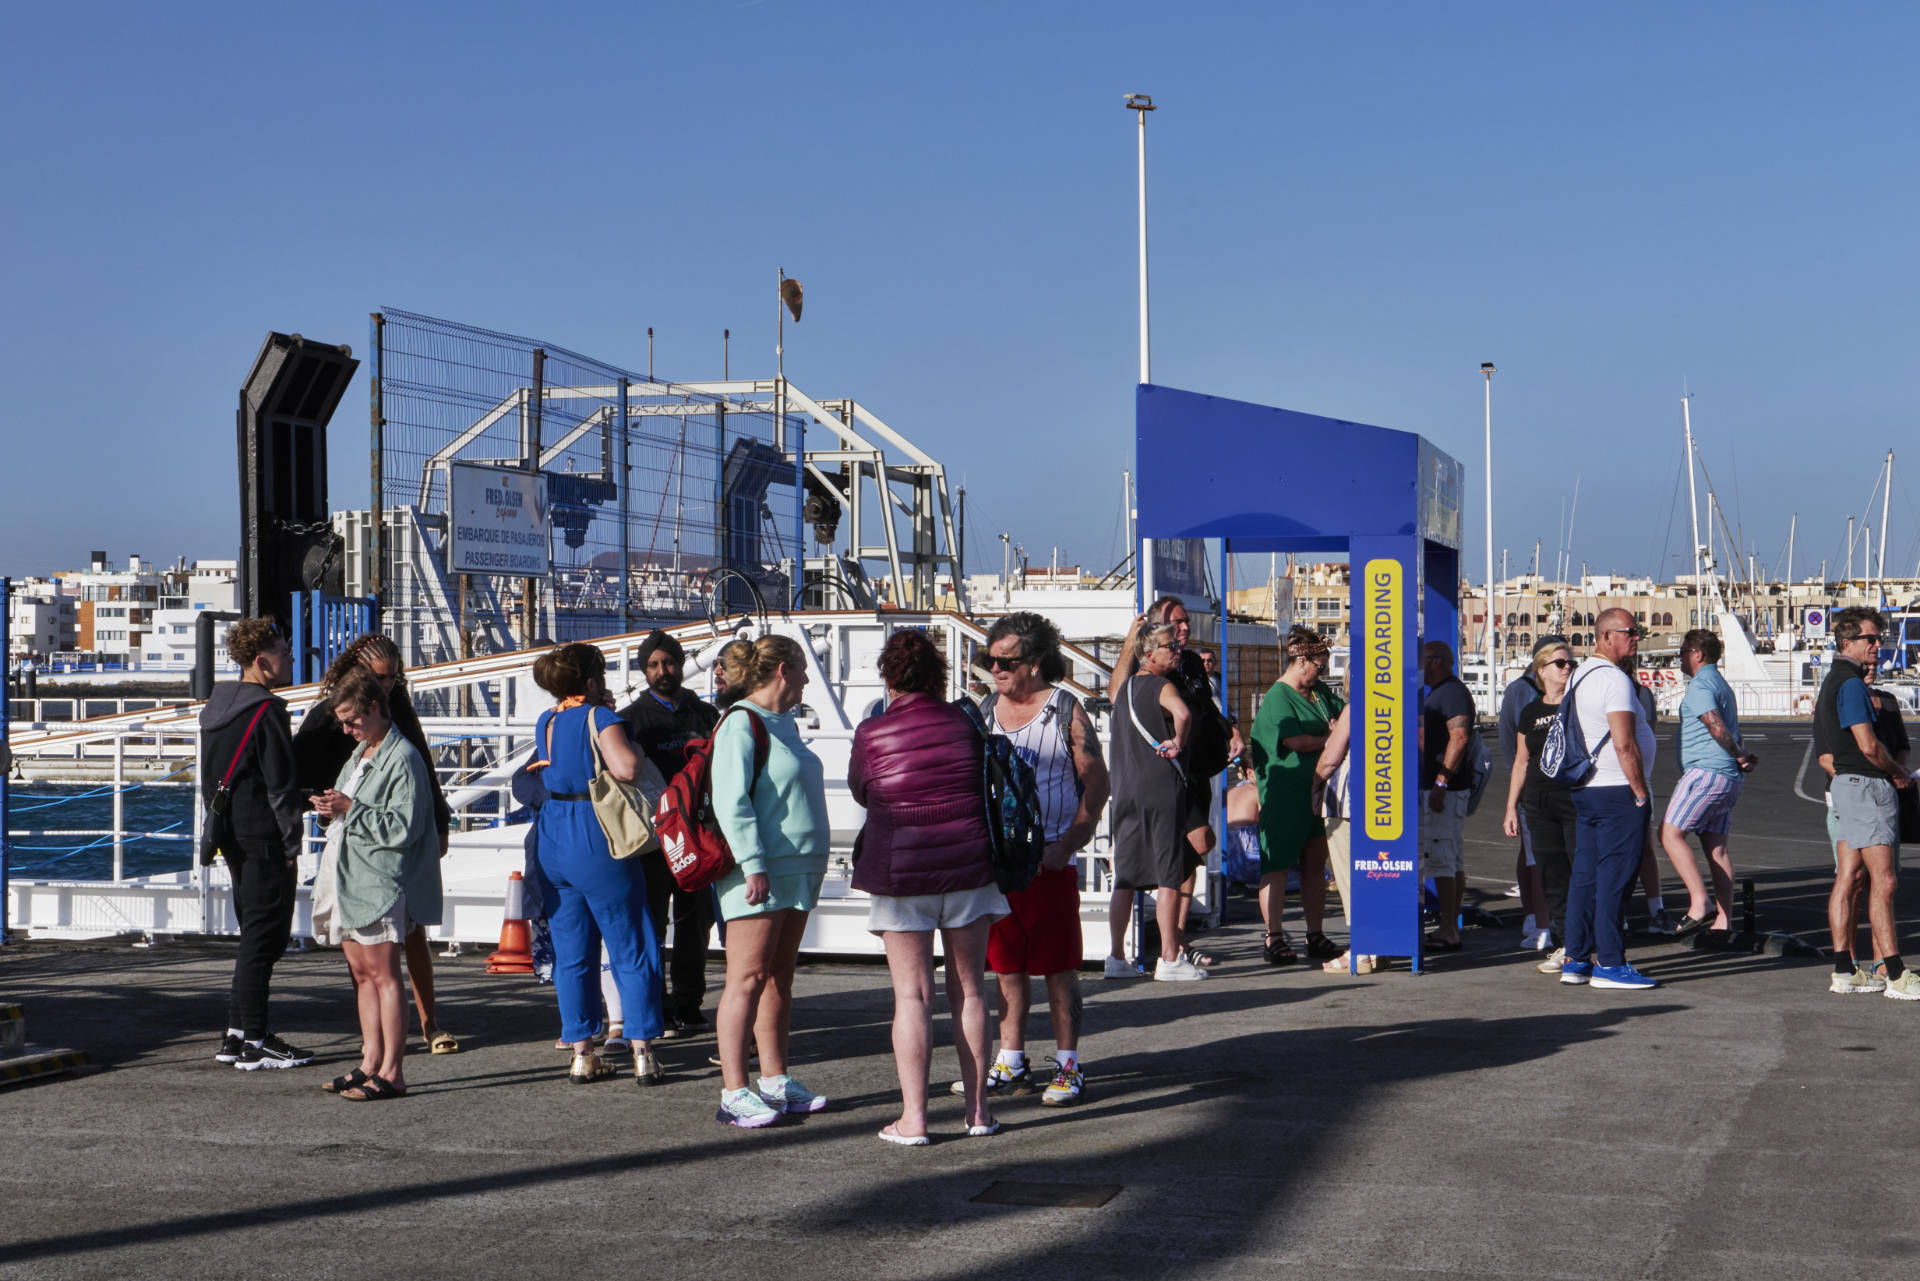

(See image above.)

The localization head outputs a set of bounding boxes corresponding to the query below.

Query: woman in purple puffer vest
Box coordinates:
[850,628,1008,1145]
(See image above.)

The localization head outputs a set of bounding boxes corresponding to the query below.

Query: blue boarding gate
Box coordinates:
[288,591,379,686]
[1134,383,1465,973]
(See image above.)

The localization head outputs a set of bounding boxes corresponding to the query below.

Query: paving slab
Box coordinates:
[4,722,1918,1280]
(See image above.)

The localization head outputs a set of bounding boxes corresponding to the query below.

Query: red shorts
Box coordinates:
[986,865,1084,976]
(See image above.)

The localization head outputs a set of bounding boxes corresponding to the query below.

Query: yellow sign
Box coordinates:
[1361,558,1402,841]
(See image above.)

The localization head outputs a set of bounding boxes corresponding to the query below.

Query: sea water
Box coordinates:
[5,782,197,880]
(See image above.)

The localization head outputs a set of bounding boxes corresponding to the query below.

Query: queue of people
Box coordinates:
[198,602,1911,1126]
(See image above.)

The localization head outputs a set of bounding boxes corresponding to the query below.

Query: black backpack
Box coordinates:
[956,698,1048,894]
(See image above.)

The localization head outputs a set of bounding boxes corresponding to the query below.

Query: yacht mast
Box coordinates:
[1876,450,1894,600]
[1785,512,1795,646]
[1682,395,1705,601]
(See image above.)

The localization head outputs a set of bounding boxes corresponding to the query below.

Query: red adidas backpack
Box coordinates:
[656,705,772,892]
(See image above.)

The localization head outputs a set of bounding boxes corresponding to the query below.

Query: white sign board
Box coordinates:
[449,463,550,577]
[1803,607,1827,639]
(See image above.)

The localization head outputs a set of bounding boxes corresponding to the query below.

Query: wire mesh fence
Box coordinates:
[371,308,803,669]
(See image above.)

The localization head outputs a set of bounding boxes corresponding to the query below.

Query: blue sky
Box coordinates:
[5,2,1918,588]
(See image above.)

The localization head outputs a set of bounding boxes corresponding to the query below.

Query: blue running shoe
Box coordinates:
[1559,960,1593,986]
[1590,963,1657,990]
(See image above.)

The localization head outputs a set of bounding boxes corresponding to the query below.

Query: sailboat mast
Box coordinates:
[1683,394,1704,611]
[1786,512,1795,644]
[1876,449,1893,599]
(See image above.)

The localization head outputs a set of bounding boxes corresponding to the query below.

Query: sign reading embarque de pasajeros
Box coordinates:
[449,462,551,577]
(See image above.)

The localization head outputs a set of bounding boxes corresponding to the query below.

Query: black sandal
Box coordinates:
[1304,931,1342,961]
[322,1067,370,1095]
[1263,932,1298,965]
[340,1073,407,1101]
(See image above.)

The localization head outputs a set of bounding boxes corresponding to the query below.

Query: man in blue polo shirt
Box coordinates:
[1818,607,1917,998]
[1658,629,1756,936]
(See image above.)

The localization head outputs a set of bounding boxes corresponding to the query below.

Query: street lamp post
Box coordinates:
[1126,93,1156,613]
[1482,362,1496,709]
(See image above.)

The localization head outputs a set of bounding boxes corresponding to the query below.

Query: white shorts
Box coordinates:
[334,894,407,947]
[867,883,1009,935]
[1419,789,1468,878]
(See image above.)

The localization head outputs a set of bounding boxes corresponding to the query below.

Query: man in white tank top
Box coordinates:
[955,613,1111,1107]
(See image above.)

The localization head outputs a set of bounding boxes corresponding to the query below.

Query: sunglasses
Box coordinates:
[1604,627,1646,639]
[982,653,1028,672]
[1854,632,1883,643]
[1544,658,1573,669]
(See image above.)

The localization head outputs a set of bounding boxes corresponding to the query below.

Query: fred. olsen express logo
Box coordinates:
[1363,848,1414,881]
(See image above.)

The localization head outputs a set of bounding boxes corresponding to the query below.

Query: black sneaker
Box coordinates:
[214,1033,244,1064]
[233,1033,314,1071]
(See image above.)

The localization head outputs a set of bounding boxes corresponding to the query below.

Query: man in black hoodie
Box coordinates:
[200,618,313,1070]
[620,629,720,1033]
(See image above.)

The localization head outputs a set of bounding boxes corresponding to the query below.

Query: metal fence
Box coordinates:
[369,308,803,669]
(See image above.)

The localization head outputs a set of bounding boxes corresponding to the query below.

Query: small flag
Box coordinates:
[781,277,803,322]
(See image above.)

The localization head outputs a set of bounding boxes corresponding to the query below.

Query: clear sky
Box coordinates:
[5,2,1917,589]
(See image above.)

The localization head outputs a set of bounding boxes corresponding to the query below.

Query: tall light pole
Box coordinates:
[1481,362,1496,703]
[1126,92,1156,609]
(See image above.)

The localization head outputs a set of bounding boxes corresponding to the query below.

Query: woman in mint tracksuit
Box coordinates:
[709,634,832,1128]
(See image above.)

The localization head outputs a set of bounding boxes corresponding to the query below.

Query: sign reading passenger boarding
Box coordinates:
[449,462,551,577]
[1362,558,1402,842]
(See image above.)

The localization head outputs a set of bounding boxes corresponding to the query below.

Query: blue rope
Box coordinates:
[8,821,184,855]
[12,763,196,810]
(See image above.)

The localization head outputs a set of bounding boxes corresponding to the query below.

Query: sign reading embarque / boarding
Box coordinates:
[1361,558,1404,844]
[449,462,551,577]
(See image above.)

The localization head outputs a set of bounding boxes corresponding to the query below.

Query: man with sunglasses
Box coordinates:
[965,612,1110,1105]
[1816,607,1918,998]
[1561,609,1659,990]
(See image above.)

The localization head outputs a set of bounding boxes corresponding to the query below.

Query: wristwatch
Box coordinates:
[1432,777,1449,790]
[1633,795,1649,807]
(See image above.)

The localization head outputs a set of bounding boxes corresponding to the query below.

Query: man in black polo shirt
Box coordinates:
[620,630,722,1032]
[1817,607,1917,998]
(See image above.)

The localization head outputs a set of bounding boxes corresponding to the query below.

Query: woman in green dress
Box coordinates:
[1250,627,1345,966]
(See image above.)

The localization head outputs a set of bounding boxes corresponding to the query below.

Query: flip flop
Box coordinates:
[966,1121,1003,1137]
[322,1067,369,1094]
[1423,933,1465,952]
[340,1073,407,1101]
[1183,946,1216,969]
[878,1124,930,1147]
[428,1031,459,1055]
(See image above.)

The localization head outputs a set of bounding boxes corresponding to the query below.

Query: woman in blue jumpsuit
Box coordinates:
[528,643,665,1085]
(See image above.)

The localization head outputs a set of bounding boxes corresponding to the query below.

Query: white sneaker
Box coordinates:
[1536,947,1566,974]
[1103,955,1138,980]
[1530,929,1556,951]
[1521,914,1538,937]
[1153,955,1208,982]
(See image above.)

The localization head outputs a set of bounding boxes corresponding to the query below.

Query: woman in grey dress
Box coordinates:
[1108,622,1204,981]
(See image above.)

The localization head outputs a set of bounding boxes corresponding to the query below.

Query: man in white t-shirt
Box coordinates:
[1561,608,1659,991]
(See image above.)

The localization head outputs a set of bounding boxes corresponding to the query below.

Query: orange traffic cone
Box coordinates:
[486,871,536,974]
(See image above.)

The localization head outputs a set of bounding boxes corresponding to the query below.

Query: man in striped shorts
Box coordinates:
[1658,629,1756,936]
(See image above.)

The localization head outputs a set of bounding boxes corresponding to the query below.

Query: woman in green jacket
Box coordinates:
[310,665,441,1100]
[1249,627,1345,967]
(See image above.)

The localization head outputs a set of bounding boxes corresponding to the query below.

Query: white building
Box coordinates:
[7,578,78,661]
[140,561,241,671]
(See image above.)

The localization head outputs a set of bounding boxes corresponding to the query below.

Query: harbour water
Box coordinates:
[5,782,196,881]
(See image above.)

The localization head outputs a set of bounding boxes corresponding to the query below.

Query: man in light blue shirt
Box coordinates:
[1658,629,1757,935]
